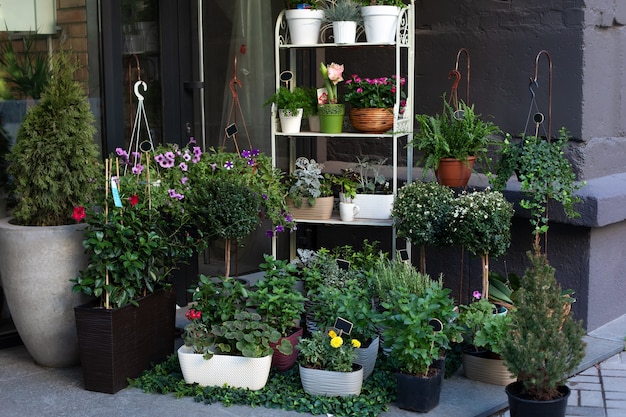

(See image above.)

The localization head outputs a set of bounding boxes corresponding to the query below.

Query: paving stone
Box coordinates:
[605,399,626,410]
[570,375,602,383]
[580,367,601,377]
[601,369,626,378]
[565,405,606,416]
[604,391,626,400]
[602,376,626,392]
[580,390,605,407]
[568,381,604,391]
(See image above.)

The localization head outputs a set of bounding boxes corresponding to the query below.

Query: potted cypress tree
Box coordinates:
[0,51,101,368]
[499,246,586,416]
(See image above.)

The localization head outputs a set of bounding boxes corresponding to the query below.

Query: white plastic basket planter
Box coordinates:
[299,364,363,397]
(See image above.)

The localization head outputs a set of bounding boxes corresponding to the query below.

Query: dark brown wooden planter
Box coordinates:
[74,289,176,394]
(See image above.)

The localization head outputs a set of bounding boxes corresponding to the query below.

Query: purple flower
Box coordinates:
[241,149,251,158]
[115,148,128,158]
[131,164,144,175]
[262,193,268,200]
[183,150,192,161]
[193,146,202,156]
[247,158,255,166]
[265,230,274,238]
[131,151,140,160]
[181,176,189,185]
[473,290,482,300]
[224,161,234,170]
[275,225,284,233]
[188,137,197,145]
[251,148,260,156]
[179,162,188,172]
[168,189,185,201]
[285,213,293,223]
[210,163,217,171]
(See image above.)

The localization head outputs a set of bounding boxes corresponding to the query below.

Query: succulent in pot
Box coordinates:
[322,0,362,23]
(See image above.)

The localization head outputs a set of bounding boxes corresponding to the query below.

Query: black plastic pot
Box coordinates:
[505,381,570,417]
[396,367,444,413]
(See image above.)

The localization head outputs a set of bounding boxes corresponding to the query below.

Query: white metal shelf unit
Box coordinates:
[270,2,415,257]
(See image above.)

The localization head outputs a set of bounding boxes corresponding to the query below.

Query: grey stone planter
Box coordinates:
[0,217,89,367]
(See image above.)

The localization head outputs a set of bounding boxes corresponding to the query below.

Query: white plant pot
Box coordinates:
[285,9,324,45]
[299,364,363,397]
[352,194,394,219]
[177,345,273,391]
[354,336,379,379]
[332,21,357,44]
[279,108,303,133]
[361,5,401,43]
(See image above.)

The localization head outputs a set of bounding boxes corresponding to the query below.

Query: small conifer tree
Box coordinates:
[500,246,586,401]
[8,51,101,226]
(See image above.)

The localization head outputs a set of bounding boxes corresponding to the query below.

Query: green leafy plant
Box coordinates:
[286,157,333,207]
[250,254,306,336]
[500,249,586,401]
[298,329,361,372]
[340,156,391,194]
[155,143,294,277]
[392,180,455,272]
[264,86,312,115]
[323,0,362,23]
[344,73,406,110]
[8,51,101,226]
[413,98,501,175]
[0,32,50,99]
[284,0,325,9]
[449,188,514,298]
[457,294,511,355]
[71,155,194,309]
[492,128,584,252]
[378,284,462,377]
[189,274,250,326]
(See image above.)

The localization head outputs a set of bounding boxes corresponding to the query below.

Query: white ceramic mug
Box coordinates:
[339,202,360,222]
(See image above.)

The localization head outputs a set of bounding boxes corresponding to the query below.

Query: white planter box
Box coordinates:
[352,194,394,220]
[177,345,272,390]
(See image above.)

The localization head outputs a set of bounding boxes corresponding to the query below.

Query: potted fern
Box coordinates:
[413,98,501,187]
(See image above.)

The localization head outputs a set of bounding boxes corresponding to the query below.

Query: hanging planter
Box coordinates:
[435,156,476,187]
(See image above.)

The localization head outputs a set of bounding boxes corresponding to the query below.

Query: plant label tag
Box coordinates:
[334,317,353,335]
[337,259,350,271]
[429,318,444,332]
[225,123,238,138]
[111,176,123,208]
[398,249,410,262]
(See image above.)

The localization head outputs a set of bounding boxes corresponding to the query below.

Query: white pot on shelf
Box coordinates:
[332,21,357,44]
[352,194,394,219]
[279,108,303,133]
[285,9,324,45]
[361,5,401,43]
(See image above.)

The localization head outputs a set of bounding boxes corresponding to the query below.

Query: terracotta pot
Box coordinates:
[435,156,476,187]
[286,196,334,220]
[349,108,394,133]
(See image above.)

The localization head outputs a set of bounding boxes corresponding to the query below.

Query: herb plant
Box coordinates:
[287,157,333,207]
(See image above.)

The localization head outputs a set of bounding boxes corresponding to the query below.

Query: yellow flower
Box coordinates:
[330,336,343,348]
[328,330,337,338]
[351,339,361,348]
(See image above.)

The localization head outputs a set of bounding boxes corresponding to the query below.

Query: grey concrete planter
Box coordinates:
[0,217,89,367]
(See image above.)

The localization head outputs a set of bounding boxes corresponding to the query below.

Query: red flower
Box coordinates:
[128,195,139,207]
[72,206,86,222]
[185,308,201,321]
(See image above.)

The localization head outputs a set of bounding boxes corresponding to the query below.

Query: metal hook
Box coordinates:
[229,54,243,99]
[134,80,147,101]
[454,48,470,104]
[532,49,552,140]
